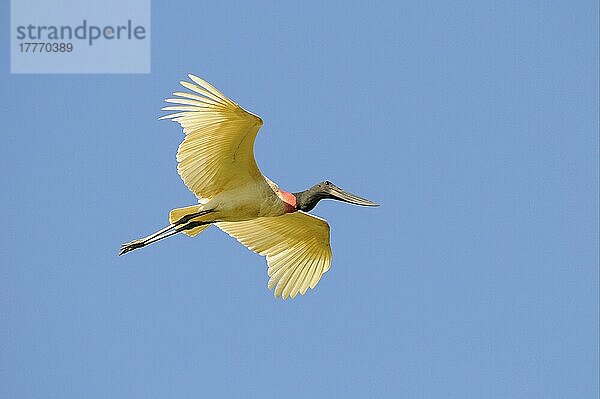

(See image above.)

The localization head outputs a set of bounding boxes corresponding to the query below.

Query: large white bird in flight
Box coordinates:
[120,75,378,299]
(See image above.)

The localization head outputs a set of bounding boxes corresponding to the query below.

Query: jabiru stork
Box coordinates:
[119,75,378,299]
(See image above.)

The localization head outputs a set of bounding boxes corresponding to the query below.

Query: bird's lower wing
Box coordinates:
[160,75,265,202]
[216,212,332,299]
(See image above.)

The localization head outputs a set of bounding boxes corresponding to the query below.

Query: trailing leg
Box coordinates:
[119,208,213,256]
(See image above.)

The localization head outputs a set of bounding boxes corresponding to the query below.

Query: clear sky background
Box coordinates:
[1,1,598,398]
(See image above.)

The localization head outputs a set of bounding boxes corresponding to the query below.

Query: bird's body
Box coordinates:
[191,179,291,222]
[120,75,378,299]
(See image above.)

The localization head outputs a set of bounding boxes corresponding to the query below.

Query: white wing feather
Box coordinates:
[216,212,332,299]
[160,75,264,202]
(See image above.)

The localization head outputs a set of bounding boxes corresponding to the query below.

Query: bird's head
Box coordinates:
[293,181,379,212]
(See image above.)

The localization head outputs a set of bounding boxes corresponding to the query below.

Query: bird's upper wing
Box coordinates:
[160,75,264,202]
[216,212,332,299]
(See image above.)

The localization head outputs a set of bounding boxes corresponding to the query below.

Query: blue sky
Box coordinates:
[1,1,598,398]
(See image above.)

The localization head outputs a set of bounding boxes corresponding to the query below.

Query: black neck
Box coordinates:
[292,186,327,212]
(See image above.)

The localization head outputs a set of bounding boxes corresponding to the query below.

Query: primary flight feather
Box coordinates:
[120,74,378,299]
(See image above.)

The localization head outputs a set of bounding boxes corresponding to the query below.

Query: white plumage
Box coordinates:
[120,75,378,299]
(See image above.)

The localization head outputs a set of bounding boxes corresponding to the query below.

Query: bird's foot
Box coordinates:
[119,239,146,256]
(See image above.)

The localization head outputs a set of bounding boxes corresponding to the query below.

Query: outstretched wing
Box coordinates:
[216,212,332,299]
[160,75,264,202]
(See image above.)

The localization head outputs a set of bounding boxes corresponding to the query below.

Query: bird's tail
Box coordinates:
[169,205,211,237]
